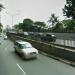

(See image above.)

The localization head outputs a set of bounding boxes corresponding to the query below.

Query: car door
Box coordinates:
[14,42,20,53]
[17,43,23,53]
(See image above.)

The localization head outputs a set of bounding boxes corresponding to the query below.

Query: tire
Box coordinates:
[14,48,17,53]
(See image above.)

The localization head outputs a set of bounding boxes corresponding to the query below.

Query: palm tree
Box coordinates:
[0,4,5,23]
[48,13,58,27]
[0,4,4,11]
[34,21,46,32]
[48,13,59,32]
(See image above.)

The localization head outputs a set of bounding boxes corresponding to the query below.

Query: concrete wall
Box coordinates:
[51,33,75,40]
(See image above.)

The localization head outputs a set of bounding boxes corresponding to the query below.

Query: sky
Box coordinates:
[0,0,66,28]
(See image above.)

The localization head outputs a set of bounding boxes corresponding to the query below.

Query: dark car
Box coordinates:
[41,33,56,42]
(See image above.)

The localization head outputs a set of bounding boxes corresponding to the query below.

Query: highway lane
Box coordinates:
[0,37,23,75]
[0,37,75,75]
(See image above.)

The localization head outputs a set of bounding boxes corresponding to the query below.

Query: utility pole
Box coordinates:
[12,15,13,30]
[0,5,2,23]
[5,12,14,30]
[5,10,20,31]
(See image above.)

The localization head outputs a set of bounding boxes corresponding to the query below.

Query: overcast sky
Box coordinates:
[0,0,66,28]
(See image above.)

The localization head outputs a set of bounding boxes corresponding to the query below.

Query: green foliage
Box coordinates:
[0,4,5,12]
[14,18,46,32]
[0,4,5,24]
[62,19,75,32]
[0,28,2,32]
[22,18,34,31]
[14,18,75,33]
[71,0,75,7]
[34,21,46,27]
[63,0,75,19]
[48,13,59,27]
[23,18,34,24]
[0,23,3,32]
[53,22,64,32]
[34,21,46,32]
[0,23,2,27]
[48,13,59,32]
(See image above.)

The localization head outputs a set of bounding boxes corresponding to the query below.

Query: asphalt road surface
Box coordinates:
[0,37,75,75]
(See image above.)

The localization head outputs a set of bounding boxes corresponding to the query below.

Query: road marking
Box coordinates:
[17,63,27,75]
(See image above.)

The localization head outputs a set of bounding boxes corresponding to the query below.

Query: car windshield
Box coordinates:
[22,43,32,48]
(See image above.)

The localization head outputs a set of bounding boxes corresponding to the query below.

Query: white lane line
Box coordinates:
[17,63,27,75]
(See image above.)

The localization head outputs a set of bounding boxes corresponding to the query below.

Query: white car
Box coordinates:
[23,32,29,36]
[14,40,38,59]
[3,35,8,39]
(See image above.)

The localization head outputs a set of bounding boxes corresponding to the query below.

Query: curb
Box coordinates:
[39,51,75,67]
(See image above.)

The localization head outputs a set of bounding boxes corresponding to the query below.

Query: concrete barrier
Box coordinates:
[7,33,75,62]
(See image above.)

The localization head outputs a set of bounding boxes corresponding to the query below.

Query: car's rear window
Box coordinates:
[22,43,32,48]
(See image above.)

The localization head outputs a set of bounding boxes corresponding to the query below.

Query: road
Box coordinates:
[0,37,75,75]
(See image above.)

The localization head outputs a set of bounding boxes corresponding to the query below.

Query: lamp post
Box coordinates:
[11,15,14,30]
[5,11,20,30]
[0,6,1,23]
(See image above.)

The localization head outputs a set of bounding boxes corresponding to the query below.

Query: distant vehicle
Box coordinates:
[3,35,8,39]
[14,40,38,59]
[41,33,56,42]
[23,32,29,36]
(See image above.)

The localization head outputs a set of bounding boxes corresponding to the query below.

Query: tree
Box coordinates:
[63,0,75,19]
[53,22,64,32]
[34,21,46,32]
[0,23,3,32]
[14,18,34,32]
[34,21,46,27]
[23,18,34,31]
[14,24,19,29]
[0,4,5,23]
[23,18,34,24]
[0,4,4,12]
[14,23,24,32]
[14,18,46,32]
[62,19,75,32]
[48,13,59,32]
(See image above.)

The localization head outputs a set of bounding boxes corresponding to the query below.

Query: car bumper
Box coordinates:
[24,53,38,59]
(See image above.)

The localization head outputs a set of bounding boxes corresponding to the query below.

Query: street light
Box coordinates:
[5,11,20,30]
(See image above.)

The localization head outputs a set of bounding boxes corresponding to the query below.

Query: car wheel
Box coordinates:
[20,53,26,59]
[53,39,56,42]
[14,48,17,53]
